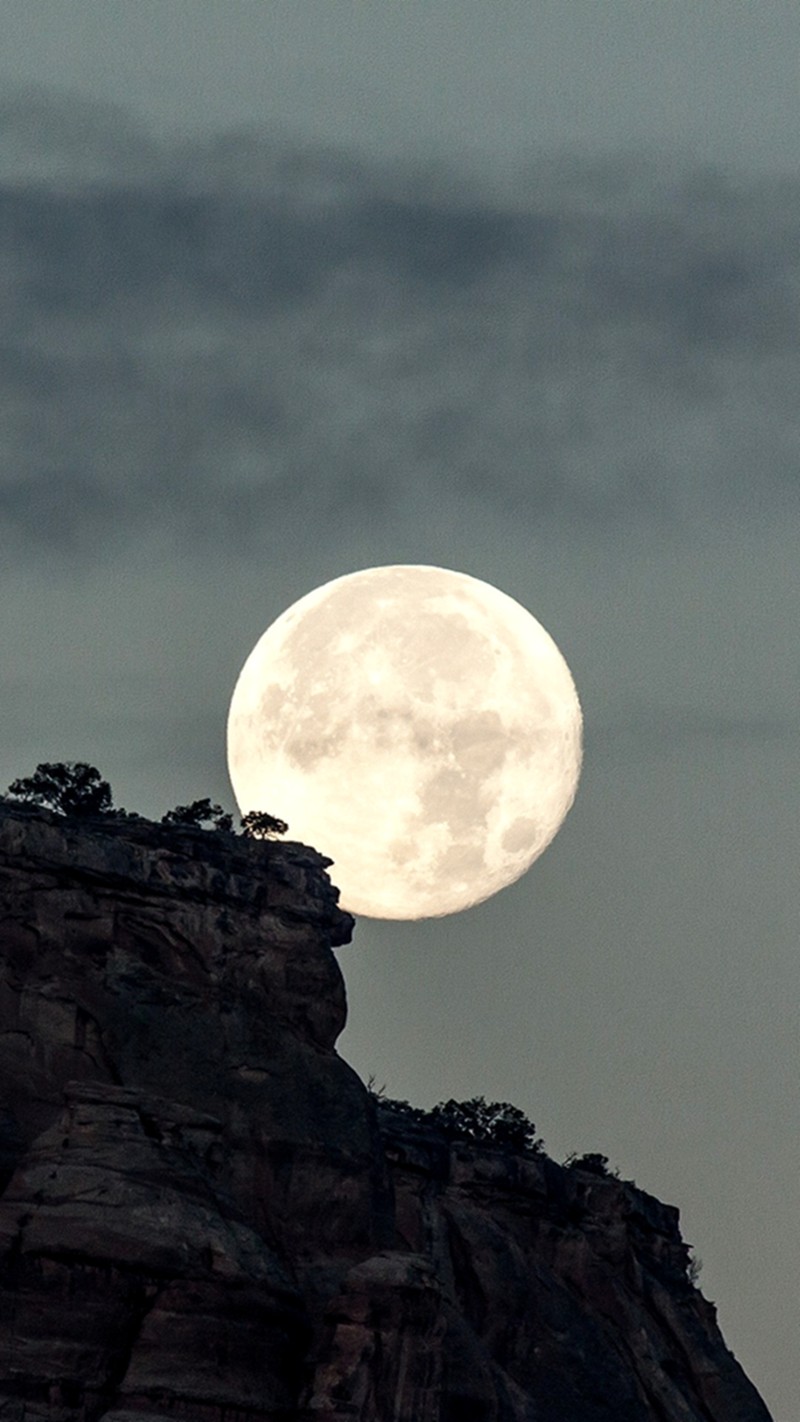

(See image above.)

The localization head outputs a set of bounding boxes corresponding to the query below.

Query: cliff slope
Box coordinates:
[0,804,772,1422]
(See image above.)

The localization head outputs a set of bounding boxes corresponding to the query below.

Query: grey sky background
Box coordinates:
[1,4,798,1416]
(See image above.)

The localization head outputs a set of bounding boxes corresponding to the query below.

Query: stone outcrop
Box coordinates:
[0,802,772,1421]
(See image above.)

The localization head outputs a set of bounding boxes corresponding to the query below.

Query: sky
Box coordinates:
[1,3,798,1416]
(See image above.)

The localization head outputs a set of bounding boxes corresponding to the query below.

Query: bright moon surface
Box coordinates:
[227,565,582,919]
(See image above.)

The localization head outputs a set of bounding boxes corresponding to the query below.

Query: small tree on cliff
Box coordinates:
[430,1097,542,1154]
[371,1090,543,1156]
[161,798,234,831]
[6,762,113,818]
[240,810,289,839]
[563,1152,617,1178]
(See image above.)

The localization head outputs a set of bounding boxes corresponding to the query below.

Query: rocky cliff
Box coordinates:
[0,803,771,1422]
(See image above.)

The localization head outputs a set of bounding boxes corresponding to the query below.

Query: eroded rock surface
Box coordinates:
[0,804,772,1421]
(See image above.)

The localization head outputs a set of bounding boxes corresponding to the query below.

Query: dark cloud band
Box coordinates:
[1,93,799,561]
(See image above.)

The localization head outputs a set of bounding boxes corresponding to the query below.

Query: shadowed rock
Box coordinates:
[0,803,772,1421]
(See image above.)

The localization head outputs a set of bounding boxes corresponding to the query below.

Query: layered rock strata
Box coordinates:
[0,804,771,1421]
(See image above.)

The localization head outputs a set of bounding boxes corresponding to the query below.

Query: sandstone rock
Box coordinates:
[302,1252,446,1421]
[0,1080,308,1420]
[0,804,773,1421]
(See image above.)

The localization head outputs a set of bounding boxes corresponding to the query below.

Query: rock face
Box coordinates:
[0,804,772,1422]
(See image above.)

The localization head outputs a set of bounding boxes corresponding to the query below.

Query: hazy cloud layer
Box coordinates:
[2,93,799,563]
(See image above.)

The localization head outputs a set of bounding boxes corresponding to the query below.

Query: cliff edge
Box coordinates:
[0,804,772,1421]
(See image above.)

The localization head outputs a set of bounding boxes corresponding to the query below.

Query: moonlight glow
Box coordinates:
[227,565,582,919]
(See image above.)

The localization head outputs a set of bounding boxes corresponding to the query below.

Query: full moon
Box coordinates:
[227,565,582,920]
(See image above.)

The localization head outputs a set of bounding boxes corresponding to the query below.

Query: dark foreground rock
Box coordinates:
[0,803,772,1421]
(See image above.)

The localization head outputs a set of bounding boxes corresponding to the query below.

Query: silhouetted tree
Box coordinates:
[563,1152,616,1177]
[161,798,233,831]
[370,1089,542,1156]
[6,762,113,818]
[368,1085,429,1129]
[430,1097,542,1154]
[240,810,289,838]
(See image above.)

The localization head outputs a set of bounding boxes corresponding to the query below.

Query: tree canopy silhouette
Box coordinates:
[371,1090,543,1156]
[6,762,113,818]
[5,766,290,845]
[563,1152,616,1177]
[161,799,233,831]
[240,810,289,839]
